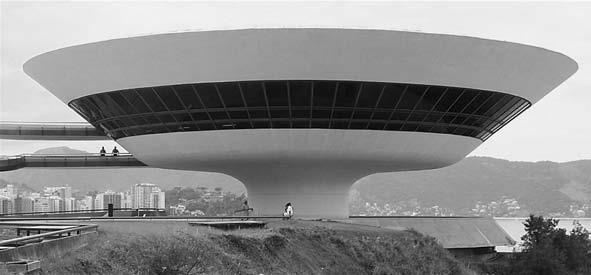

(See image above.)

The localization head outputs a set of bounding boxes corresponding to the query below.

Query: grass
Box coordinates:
[41,220,474,275]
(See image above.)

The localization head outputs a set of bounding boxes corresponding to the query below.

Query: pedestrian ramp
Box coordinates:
[0,122,109,140]
[0,154,146,172]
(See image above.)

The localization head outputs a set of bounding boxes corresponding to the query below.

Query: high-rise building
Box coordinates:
[77,196,94,211]
[131,183,165,209]
[94,191,122,209]
[0,185,16,199]
[64,197,76,211]
[13,196,23,213]
[0,196,13,214]
[121,191,132,209]
[13,196,34,214]
[44,186,72,200]
[48,196,64,212]
[23,197,34,213]
[34,197,50,213]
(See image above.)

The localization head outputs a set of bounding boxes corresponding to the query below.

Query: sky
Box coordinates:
[1,1,590,162]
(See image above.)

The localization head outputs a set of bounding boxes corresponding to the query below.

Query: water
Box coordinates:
[494,217,591,252]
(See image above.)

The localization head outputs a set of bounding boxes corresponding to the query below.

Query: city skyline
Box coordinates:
[0,182,166,215]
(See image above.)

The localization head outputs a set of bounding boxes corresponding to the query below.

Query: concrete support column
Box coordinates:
[230,164,366,218]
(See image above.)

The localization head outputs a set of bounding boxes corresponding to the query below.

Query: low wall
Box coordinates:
[0,231,98,262]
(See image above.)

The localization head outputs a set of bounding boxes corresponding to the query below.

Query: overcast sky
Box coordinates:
[1,1,590,162]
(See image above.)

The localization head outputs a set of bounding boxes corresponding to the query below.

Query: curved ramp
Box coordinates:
[0,122,109,140]
[0,154,146,172]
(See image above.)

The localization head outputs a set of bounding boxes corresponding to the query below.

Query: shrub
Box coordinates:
[509,215,591,275]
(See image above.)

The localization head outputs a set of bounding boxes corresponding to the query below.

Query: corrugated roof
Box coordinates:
[345,216,515,249]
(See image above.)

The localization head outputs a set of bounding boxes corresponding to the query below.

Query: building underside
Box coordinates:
[23,28,578,217]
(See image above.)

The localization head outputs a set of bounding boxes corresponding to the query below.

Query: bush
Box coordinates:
[508,215,591,275]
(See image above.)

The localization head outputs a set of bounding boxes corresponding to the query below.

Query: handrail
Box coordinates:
[0,217,93,221]
[0,121,93,126]
[91,215,287,220]
[0,153,146,172]
[0,224,98,247]
[0,207,165,217]
[0,153,133,158]
[0,216,288,221]
[0,221,92,226]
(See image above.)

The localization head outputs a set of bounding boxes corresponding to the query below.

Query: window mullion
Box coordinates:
[365,84,386,129]
[425,88,467,132]
[134,89,171,132]
[382,84,409,130]
[120,91,154,134]
[190,84,217,130]
[261,82,273,128]
[309,81,314,128]
[237,82,254,129]
[347,83,364,129]
[170,86,200,131]
[413,87,449,131]
[328,82,340,129]
[452,91,495,136]
[213,83,235,129]
[287,81,292,128]
[152,88,183,131]
[401,86,430,130]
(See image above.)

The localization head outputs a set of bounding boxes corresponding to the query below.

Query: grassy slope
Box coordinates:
[43,220,473,275]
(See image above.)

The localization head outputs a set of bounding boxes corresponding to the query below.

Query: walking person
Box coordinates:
[112,146,119,156]
[242,200,252,220]
[99,146,106,156]
[243,200,251,216]
[234,200,253,220]
[283,202,293,220]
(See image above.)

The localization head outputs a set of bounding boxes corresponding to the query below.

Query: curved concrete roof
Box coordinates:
[24,28,577,104]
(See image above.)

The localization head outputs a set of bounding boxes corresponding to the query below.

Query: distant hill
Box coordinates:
[352,157,591,215]
[33,146,89,155]
[0,178,37,193]
[0,167,245,195]
[1,146,590,216]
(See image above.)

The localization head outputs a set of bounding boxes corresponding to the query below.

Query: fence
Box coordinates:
[0,224,98,248]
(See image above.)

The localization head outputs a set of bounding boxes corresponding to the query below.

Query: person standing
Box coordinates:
[99,146,106,157]
[112,146,119,156]
[242,200,252,220]
[283,202,293,220]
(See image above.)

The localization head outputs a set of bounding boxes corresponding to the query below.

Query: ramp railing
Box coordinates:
[0,153,146,172]
[0,224,98,248]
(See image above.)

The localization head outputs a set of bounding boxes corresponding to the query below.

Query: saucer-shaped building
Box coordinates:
[24,29,577,217]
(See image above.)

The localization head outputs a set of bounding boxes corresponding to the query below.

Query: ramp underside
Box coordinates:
[0,123,109,140]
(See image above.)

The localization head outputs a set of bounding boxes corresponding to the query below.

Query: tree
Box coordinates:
[564,221,591,273]
[511,215,591,275]
[521,215,561,249]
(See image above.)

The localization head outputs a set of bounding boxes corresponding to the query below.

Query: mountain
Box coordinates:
[352,157,591,216]
[33,146,88,155]
[0,167,245,195]
[1,146,590,216]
